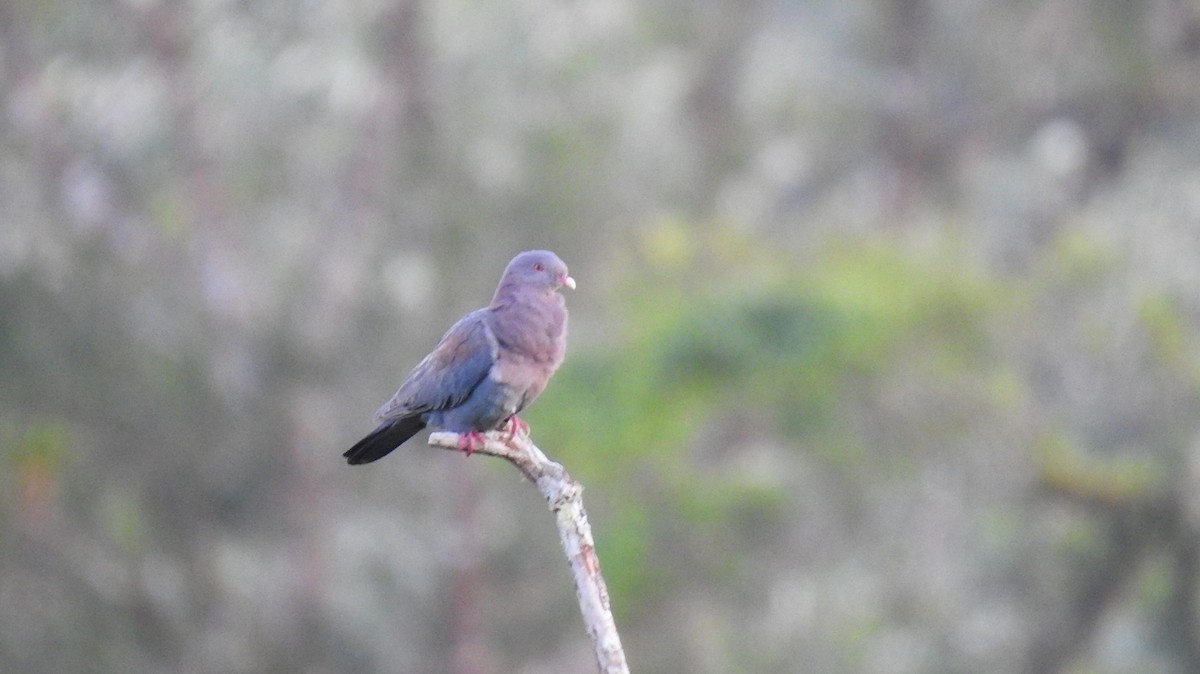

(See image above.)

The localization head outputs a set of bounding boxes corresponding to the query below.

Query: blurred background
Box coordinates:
[3,0,1200,672]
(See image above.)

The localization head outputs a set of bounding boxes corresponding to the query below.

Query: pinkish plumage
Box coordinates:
[344,250,573,465]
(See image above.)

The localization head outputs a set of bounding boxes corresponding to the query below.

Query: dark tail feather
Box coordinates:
[343,416,426,465]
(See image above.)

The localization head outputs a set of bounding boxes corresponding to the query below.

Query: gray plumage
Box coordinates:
[344,250,574,465]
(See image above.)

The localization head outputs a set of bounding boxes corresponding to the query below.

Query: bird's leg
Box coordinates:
[503,415,530,440]
[457,431,487,456]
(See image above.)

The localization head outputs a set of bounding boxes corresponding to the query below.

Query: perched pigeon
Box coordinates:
[343,250,575,465]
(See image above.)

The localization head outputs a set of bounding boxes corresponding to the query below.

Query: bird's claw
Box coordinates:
[452,419,527,456]
[503,416,530,440]
[457,431,486,456]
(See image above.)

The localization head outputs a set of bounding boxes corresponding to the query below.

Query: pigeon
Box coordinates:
[343,250,575,465]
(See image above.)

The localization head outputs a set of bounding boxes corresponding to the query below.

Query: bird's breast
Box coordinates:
[491,351,556,385]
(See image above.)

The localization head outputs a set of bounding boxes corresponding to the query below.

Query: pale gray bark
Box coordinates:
[428,431,630,674]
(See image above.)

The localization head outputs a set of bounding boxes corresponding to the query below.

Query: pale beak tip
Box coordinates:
[563,275,577,290]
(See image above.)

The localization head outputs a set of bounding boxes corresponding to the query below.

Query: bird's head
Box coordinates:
[502,250,576,293]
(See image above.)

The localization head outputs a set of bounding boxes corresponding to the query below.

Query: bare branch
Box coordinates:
[428,431,631,674]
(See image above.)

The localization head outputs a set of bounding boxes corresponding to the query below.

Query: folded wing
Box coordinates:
[343,310,498,464]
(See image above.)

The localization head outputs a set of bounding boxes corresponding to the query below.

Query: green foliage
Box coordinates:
[530,226,1001,612]
[1,419,72,532]
[1041,226,1119,286]
[99,487,148,555]
[1036,429,1164,507]
[6,420,71,466]
[1139,293,1196,373]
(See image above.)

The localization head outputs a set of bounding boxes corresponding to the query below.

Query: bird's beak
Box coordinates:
[561,274,577,290]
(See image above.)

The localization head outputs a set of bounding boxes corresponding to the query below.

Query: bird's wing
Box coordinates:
[374,309,499,422]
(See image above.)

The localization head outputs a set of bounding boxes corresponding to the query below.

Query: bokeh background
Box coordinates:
[4,0,1200,672]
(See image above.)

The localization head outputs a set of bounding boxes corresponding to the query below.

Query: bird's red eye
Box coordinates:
[533,263,544,271]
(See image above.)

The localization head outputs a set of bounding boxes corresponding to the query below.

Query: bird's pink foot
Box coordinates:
[457,431,487,456]
[503,416,530,440]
